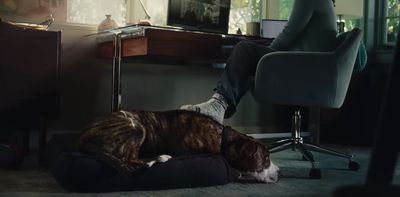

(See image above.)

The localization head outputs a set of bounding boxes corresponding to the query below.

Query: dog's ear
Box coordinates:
[237,140,268,172]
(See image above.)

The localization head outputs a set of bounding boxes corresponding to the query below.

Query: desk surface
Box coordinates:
[96,27,223,61]
[95,26,271,63]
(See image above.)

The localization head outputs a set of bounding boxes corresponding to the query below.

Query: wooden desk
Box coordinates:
[95,27,227,112]
[96,28,224,61]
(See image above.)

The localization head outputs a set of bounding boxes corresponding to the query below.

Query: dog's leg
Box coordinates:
[121,142,150,173]
[157,154,172,162]
[146,155,173,167]
[126,159,147,171]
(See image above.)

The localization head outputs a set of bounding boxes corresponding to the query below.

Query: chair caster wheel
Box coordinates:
[309,168,321,179]
[348,161,360,171]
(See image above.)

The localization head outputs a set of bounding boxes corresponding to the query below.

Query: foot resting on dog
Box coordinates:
[180,93,228,124]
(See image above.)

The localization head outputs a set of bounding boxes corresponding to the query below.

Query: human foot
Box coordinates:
[180,93,228,124]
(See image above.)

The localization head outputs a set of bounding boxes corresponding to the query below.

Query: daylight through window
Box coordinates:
[67,0,127,26]
[229,0,262,34]
[67,0,266,35]
[385,0,400,43]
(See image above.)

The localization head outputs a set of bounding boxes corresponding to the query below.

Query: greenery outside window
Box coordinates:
[229,0,262,34]
[268,0,361,33]
[277,0,293,20]
[265,0,293,20]
[384,0,400,44]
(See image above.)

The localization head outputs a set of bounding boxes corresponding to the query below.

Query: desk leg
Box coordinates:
[112,33,122,112]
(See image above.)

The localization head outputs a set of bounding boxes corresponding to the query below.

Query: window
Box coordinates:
[384,0,400,43]
[66,0,264,35]
[135,0,265,35]
[277,0,294,20]
[141,0,168,26]
[67,0,127,26]
[265,0,293,20]
[144,0,264,34]
[229,0,263,34]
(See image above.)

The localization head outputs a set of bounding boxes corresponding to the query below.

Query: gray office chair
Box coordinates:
[252,28,363,179]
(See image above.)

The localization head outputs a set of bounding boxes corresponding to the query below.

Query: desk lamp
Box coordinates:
[138,0,152,25]
[334,0,364,33]
[127,0,152,25]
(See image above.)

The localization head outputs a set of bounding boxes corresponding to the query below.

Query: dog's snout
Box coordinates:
[273,169,282,182]
[251,161,280,183]
[268,162,280,183]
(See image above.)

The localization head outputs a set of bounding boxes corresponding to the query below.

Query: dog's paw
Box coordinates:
[157,154,172,163]
[146,160,157,167]
[146,155,172,168]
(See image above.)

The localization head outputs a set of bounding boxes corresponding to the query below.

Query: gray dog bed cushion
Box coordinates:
[46,133,235,192]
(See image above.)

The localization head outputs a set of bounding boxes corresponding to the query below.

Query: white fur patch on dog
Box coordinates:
[251,161,280,183]
[146,155,173,167]
[146,160,156,167]
[157,155,172,162]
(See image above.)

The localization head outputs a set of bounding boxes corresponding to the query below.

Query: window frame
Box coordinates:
[379,0,399,47]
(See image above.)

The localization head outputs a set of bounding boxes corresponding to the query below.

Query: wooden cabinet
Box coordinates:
[0,19,61,164]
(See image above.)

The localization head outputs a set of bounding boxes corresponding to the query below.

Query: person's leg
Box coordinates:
[181,40,275,123]
[216,40,275,118]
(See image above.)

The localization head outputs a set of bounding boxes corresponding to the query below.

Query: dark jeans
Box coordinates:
[215,40,275,118]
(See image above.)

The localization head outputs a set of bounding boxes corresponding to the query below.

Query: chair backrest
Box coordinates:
[253,27,362,108]
[332,27,363,107]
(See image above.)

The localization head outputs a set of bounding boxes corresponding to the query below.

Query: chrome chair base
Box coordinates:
[268,110,360,179]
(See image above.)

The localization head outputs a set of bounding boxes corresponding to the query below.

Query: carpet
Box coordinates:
[0,144,399,197]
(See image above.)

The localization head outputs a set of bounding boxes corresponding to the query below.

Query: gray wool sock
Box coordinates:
[180,93,228,124]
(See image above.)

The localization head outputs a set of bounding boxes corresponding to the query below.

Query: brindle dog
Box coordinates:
[79,110,280,183]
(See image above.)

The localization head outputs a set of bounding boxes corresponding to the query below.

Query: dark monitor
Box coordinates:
[167,0,231,34]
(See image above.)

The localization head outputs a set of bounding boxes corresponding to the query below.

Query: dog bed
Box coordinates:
[46,133,235,192]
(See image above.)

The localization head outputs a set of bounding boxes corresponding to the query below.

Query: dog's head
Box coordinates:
[224,127,280,183]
